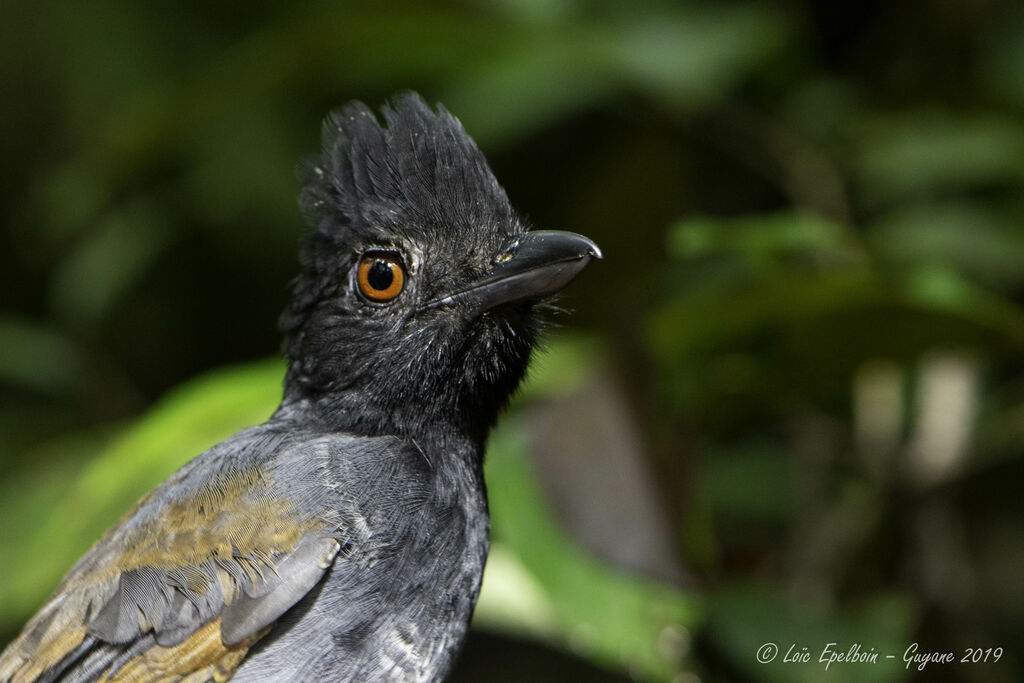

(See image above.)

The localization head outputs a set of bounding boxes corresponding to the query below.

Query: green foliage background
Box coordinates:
[2,1,1023,680]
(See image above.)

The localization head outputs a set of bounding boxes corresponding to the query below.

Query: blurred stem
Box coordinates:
[704,101,854,228]
[854,359,905,482]
[906,352,980,487]
[786,413,882,606]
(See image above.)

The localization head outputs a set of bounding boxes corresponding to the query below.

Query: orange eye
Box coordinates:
[356,252,405,303]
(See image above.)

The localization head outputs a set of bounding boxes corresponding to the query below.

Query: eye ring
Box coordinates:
[356,251,406,303]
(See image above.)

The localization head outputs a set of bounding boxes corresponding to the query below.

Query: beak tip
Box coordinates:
[424,230,601,313]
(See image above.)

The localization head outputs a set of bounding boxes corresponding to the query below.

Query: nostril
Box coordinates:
[493,236,522,265]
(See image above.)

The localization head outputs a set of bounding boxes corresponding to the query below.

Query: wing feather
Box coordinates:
[221,535,341,646]
[0,427,356,682]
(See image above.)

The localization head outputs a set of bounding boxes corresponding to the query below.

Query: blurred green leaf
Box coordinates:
[49,200,173,331]
[519,332,603,400]
[655,213,1024,369]
[867,202,1024,291]
[668,211,861,262]
[0,359,284,619]
[704,440,795,526]
[649,265,880,360]
[485,414,700,681]
[439,33,615,148]
[854,112,1024,207]
[0,318,93,398]
[0,426,113,605]
[599,5,790,107]
[898,266,1024,344]
[978,5,1024,107]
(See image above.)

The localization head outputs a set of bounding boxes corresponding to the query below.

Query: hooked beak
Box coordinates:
[421,230,601,314]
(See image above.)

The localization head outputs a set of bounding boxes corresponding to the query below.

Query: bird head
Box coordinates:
[281,93,599,442]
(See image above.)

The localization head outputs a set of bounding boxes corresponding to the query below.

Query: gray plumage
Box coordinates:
[0,92,598,682]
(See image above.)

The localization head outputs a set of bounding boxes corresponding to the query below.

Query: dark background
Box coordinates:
[2,1,1023,681]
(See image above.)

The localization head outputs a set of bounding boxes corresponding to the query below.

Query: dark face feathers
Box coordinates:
[282,92,598,443]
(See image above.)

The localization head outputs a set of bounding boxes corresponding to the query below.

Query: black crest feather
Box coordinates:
[298,92,517,247]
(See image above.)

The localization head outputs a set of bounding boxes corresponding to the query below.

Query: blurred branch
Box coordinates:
[704,102,853,226]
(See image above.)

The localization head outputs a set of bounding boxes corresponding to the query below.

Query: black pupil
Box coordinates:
[367,260,394,291]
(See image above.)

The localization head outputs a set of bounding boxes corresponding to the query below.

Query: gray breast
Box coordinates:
[233,438,489,682]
